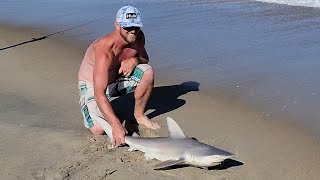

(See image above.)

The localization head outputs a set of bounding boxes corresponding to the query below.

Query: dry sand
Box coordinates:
[1,25,320,180]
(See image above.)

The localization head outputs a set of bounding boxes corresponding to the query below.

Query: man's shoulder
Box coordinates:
[138,30,145,40]
[134,31,145,47]
[93,34,114,51]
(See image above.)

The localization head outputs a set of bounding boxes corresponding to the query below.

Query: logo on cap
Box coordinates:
[126,13,137,19]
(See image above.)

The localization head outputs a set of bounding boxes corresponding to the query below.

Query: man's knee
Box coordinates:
[142,67,154,84]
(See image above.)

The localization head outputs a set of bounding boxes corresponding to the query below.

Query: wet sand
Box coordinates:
[1,25,320,180]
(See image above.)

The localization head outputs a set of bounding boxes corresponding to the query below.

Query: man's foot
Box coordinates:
[134,115,160,130]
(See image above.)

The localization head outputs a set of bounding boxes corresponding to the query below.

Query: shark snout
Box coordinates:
[185,153,234,167]
[210,154,234,163]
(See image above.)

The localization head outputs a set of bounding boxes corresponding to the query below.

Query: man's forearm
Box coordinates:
[129,57,148,66]
[137,56,149,64]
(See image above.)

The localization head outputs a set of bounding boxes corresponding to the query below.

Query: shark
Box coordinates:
[124,117,234,169]
[92,114,234,169]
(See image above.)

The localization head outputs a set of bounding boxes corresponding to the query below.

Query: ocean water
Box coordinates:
[1,0,320,136]
[256,0,320,8]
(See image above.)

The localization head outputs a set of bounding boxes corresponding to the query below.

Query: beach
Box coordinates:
[1,25,320,180]
[1,0,320,179]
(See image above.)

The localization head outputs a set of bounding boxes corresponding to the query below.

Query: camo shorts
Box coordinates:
[78,64,151,128]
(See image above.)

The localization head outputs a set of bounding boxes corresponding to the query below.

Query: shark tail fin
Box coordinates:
[167,117,186,138]
[153,158,185,170]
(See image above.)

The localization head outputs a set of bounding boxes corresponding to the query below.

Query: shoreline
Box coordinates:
[1,25,320,179]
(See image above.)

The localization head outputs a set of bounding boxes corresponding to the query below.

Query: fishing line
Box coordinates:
[0,17,105,51]
[0,1,136,51]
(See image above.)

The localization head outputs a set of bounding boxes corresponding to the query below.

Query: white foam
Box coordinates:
[255,0,320,8]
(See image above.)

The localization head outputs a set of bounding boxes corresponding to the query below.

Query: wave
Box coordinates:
[254,0,320,8]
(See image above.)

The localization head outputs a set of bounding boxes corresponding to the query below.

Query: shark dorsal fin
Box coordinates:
[132,132,140,138]
[167,117,186,138]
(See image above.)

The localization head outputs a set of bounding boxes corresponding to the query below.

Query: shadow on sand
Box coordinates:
[110,81,200,135]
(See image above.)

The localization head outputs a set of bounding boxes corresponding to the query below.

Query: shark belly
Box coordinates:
[125,137,185,161]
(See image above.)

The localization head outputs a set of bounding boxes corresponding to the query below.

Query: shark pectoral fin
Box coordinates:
[152,159,185,170]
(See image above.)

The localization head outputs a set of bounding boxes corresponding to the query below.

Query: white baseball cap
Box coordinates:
[116,5,143,28]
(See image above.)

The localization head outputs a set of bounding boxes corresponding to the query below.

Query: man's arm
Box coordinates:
[118,31,149,77]
[136,30,149,64]
[93,41,125,147]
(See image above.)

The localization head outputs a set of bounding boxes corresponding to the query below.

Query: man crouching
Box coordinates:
[78,5,160,147]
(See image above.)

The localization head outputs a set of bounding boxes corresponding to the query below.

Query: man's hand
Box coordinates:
[112,123,126,147]
[118,57,139,77]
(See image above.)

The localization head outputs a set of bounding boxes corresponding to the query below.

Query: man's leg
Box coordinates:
[89,102,115,139]
[89,121,105,135]
[79,81,113,136]
[133,68,160,129]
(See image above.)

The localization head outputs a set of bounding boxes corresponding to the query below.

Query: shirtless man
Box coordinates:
[78,5,160,147]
